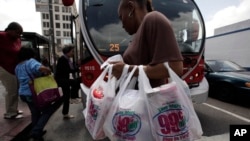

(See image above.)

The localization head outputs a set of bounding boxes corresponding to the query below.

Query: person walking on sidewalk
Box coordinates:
[54,45,80,119]
[0,22,24,119]
[15,46,61,141]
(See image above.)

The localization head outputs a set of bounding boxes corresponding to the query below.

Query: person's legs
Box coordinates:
[0,67,21,119]
[31,101,61,137]
[20,95,61,140]
[20,95,43,139]
[69,78,81,104]
[70,78,80,98]
[61,84,70,115]
[56,79,74,118]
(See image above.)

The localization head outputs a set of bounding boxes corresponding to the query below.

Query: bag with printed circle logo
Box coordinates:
[103,66,154,141]
[138,63,203,141]
[84,64,117,140]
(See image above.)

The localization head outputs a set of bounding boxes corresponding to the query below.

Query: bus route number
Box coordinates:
[109,44,120,52]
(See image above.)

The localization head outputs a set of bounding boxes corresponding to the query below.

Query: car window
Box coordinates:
[206,60,246,72]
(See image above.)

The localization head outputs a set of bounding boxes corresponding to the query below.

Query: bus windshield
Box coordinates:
[82,0,205,55]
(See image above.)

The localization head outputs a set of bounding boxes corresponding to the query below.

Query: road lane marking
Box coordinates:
[203,103,250,123]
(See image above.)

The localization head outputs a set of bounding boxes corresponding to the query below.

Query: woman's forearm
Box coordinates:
[128,61,183,79]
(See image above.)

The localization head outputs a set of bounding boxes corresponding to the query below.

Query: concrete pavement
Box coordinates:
[0,81,31,141]
[0,81,229,141]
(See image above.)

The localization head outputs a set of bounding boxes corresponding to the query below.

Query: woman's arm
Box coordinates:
[39,65,51,75]
[111,60,183,79]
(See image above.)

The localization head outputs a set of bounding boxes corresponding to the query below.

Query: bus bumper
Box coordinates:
[190,77,209,104]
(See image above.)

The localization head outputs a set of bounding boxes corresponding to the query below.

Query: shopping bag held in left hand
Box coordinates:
[138,63,203,141]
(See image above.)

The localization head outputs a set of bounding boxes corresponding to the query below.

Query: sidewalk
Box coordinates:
[0,81,31,141]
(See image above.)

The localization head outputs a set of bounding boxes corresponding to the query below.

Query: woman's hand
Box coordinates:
[109,61,125,79]
[39,66,51,75]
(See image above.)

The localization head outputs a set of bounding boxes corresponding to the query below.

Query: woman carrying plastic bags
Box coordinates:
[111,0,183,88]
[104,0,203,140]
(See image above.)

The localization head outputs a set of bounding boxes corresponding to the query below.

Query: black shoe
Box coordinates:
[41,130,47,136]
[33,137,44,141]
[30,130,47,140]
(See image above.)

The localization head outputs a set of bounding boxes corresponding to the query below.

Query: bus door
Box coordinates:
[79,0,208,104]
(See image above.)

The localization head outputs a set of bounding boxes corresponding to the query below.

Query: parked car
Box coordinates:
[205,60,250,102]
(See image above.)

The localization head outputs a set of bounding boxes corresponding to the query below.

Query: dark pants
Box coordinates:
[70,77,81,99]
[20,95,61,137]
[56,78,80,115]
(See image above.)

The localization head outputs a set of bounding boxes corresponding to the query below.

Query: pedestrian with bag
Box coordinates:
[0,22,24,119]
[105,1,203,140]
[15,46,62,141]
[54,45,80,119]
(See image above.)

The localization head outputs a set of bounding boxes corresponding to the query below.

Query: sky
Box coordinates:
[0,0,250,37]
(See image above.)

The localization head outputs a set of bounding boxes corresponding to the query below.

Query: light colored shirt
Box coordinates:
[15,58,42,96]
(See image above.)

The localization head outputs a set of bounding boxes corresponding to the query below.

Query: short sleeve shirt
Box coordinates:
[0,32,21,74]
[123,11,183,87]
[15,58,42,96]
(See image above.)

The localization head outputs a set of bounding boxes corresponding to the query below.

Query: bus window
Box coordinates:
[79,0,208,104]
[21,32,51,69]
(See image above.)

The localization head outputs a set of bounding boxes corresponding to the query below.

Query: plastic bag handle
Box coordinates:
[117,66,137,96]
[116,64,129,89]
[164,62,191,97]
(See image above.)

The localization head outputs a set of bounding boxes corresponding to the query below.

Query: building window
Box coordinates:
[55,14,60,20]
[55,23,60,28]
[43,30,50,35]
[62,15,66,21]
[54,6,59,12]
[43,22,50,28]
[62,7,65,12]
[56,31,61,36]
[63,23,70,29]
[63,39,72,44]
[57,39,61,44]
[42,13,49,19]
[54,0,59,4]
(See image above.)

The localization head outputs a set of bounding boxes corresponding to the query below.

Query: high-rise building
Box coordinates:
[40,0,79,57]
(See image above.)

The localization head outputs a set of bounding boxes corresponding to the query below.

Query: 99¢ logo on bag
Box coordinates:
[153,102,190,140]
[112,111,141,140]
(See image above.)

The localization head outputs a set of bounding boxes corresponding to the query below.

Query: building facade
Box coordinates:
[205,19,250,67]
[40,0,80,58]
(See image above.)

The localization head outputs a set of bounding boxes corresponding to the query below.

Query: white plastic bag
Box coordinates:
[101,54,123,69]
[84,64,116,140]
[138,63,203,141]
[103,66,154,141]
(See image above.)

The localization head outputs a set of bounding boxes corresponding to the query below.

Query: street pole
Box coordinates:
[49,0,56,73]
